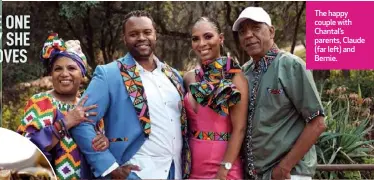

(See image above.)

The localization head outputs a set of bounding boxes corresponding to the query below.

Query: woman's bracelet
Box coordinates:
[52,119,68,139]
[59,118,70,136]
[51,125,62,140]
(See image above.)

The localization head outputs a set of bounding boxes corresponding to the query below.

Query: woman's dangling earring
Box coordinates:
[221,43,225,57]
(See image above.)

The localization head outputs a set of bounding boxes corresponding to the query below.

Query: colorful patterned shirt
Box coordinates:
[18,92,104,180]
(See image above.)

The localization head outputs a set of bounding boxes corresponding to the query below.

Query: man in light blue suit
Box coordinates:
[70,10,191,179]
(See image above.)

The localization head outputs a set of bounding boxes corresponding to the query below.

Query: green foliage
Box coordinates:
[328,70,374,98]
[3,63,44,88]
[2,103,24,131]
[363,157,374,178]
[59,1,99,20]
[315,83,374,179]
[161,1,174,19]
[2,87,48,131]
[266,1,306,48]
[343,171,362,180]
[294,49,306,61]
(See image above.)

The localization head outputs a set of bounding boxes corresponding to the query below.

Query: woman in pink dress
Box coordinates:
[183,17,249,180]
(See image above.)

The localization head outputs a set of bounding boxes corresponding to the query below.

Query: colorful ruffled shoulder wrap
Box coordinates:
[190,56,242,116]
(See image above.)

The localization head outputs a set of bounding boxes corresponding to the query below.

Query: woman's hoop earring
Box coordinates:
[188,49,196,61]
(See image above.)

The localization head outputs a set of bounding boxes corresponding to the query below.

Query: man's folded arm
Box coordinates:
[70,66,118,177]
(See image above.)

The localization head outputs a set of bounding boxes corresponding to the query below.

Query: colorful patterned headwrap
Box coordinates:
[40,33,87,76]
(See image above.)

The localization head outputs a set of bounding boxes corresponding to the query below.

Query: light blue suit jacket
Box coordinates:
[70,53,183,178]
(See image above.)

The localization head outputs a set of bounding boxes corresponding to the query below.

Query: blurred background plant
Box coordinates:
[2,87,48,131]
[315,82,374,179]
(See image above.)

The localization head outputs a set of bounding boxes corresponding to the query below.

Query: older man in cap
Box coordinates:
[232,7,326,180]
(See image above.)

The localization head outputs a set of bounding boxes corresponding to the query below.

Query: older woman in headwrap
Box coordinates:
[17,33,108,180]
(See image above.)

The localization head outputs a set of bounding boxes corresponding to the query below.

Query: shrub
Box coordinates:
[315,82,374,179]
[2,87,48,131]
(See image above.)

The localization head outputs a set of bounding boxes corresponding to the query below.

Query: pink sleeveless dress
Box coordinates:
[185,93,243,179]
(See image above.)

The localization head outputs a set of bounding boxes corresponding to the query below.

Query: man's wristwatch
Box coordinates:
[220,162,232,170]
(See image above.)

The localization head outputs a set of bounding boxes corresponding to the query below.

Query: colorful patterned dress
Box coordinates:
[186,56,243,179]
[17,92,103,180]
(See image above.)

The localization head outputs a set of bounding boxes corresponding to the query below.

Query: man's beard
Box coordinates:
[130,48,152,58]
[128,41,155,58]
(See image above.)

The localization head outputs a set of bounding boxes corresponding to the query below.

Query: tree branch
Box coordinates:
[224,1,233,26]
[82,7,96,69]
[290,1,305,54]
[153,3,190,39]
[65,21,86,50]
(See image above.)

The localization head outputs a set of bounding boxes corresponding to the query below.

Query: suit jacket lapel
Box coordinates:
[161,64,191,178]
[118,54,151,137]
[161,64,186,134]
